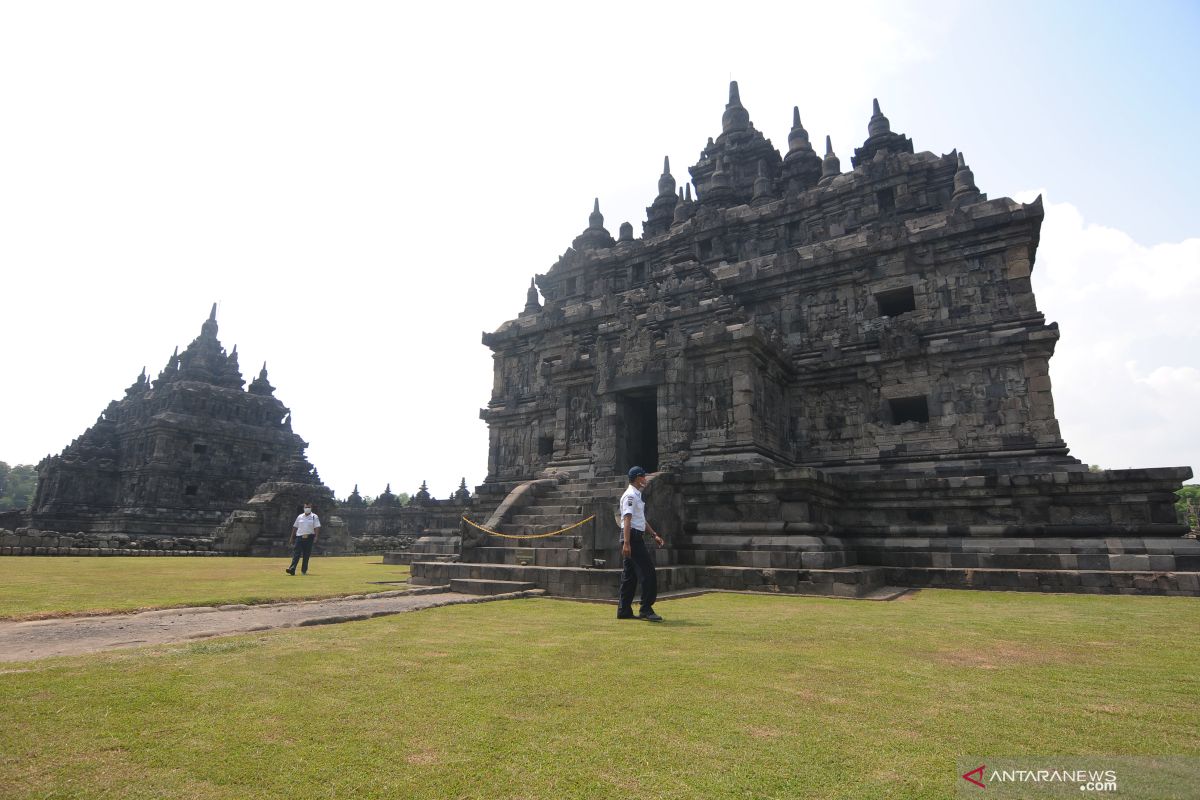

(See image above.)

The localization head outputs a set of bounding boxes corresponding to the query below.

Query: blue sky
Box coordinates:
[0,1,1196,497]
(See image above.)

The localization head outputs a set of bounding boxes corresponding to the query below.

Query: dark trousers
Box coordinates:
[289,536,315,574]
[618,531,657,614]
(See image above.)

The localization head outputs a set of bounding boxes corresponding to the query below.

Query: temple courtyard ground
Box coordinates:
[1,559,1197,799]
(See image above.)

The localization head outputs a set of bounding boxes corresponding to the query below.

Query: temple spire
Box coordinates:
[787,106,814,156]
[868,98,891,138]
[201,303,219,338]
[248,360,275,396]
[951,151,983,208]
[819,136,841,186]
[657,155,676,198]
[573,197,615,250]
[523,277,542,314]
[721,80,750,134]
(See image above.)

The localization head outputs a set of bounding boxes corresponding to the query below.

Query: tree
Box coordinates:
[0,463,38,511]
[1177,484,1200,530]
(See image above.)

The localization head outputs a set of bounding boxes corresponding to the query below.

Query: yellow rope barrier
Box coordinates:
[462,514,596,540]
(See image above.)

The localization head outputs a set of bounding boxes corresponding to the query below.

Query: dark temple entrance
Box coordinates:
[615,389,658,473]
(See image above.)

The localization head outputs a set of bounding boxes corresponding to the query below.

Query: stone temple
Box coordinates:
[411,83,1198,597]
[21,305,348,553]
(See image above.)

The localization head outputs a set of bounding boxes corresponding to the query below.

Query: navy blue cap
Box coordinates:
[627,466,647,480]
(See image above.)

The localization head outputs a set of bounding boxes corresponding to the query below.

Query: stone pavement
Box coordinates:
[0,587,543,663]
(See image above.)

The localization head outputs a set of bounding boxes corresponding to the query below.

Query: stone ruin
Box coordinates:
[410,83,1198,598]
[4,305,351,556]
[0,305,500,558]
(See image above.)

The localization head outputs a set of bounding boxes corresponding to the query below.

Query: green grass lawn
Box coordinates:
[2,590,1197,799]
[0,556,410,619]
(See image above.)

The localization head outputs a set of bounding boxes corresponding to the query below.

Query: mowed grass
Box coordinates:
[1,590,1198,799]
[0,556,410,619]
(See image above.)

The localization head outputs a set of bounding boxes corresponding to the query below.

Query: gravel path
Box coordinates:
[0,587,543,662]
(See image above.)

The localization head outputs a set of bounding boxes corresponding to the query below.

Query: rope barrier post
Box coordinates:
[579,500,596,568]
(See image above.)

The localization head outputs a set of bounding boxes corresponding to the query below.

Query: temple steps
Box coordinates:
[449,578,538,596]
[410,561,888,599]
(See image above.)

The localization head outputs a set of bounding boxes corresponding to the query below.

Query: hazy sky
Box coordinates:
[1,0,1197,499]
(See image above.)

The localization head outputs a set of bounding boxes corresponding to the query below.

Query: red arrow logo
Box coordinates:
[962,764,986,788]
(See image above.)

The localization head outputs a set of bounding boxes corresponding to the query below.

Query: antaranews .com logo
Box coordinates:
[961,763,1116,792]
[955,757,1200,799]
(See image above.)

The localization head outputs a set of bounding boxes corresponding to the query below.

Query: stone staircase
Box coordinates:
[468,475,628,569]
[412,474,901,600]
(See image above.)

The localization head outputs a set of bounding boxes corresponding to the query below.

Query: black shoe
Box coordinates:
[285,568,295,575]
[638,611,664,622]
[616,610,635,620]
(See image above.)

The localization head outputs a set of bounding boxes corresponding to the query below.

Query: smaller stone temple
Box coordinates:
[24,305,348,553]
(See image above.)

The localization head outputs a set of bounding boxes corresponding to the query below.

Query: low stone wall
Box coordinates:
[0,527,219,556]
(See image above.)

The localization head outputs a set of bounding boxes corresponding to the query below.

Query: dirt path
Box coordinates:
[0,587,543,662]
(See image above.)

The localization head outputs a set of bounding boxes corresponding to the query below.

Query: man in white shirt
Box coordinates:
[285,503,321,575]
[617,466,665,622]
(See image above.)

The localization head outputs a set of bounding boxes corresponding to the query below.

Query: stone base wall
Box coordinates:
[0,527,218,555]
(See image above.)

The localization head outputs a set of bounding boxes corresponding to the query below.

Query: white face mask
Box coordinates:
[304,507,312,514]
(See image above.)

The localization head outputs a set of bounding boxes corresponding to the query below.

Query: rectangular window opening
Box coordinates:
[192,444,207,454]
[184,485,199,496]
[260,453,272,462]
[876,187,896,214]
[538,436,555,457]
[876,286,916,317]
[889,396,929,425]
[698,239,713,259]
[565,276,578,295]
[631,262,646,284]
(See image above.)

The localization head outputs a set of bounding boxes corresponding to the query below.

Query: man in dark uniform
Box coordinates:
[617,466,665,622]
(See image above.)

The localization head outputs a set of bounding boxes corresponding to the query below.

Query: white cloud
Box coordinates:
[1020,190,1200,479]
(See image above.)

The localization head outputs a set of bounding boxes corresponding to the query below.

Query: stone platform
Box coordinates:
[409,467,1199,600]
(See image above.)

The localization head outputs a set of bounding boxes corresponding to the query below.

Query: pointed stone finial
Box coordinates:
[787,106,812,154]
[385,482,391,493]
[721,80,750,134]
[260,361,268,377]
[685,183,693,202]
[951,151,981,207]
[657,155,676,197]
[230,344,238,357]
[588,198,603,229]
[868,98,891,137]
[819,136,841,185]
[618,221,633,242]
[353,483,359,493]
[201,304,219,337]
[524,277,542,313]
[673,188,690,224]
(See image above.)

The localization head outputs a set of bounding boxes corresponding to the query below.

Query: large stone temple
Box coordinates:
[412,83,1198,597]
[21,305,347,553]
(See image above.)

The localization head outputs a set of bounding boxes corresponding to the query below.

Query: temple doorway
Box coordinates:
[615,389,658,473]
